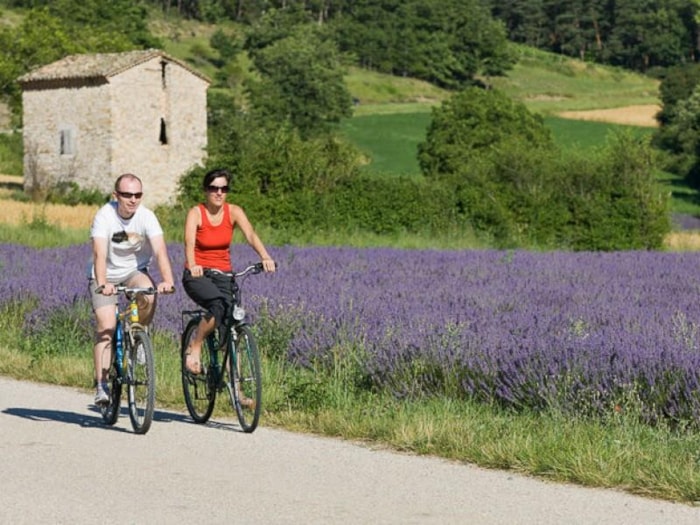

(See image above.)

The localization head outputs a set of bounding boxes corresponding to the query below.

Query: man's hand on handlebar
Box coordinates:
[95,283,116,295]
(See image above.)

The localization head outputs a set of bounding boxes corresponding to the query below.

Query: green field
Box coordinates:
[340,113,657,175]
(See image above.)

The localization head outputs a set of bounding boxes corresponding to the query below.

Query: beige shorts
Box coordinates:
[88,270,153,310]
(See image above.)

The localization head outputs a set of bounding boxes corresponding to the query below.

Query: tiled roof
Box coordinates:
[18,48,210,84]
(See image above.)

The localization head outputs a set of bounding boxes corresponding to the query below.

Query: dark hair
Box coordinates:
[202,168,230,190]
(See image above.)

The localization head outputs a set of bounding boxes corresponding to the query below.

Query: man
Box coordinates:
[88,173,175,406]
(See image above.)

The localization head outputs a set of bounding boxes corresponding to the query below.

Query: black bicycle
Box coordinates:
[97,285,158,434]
[180,263,267,432]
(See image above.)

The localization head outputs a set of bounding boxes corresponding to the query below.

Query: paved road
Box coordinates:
[2,376,699,524]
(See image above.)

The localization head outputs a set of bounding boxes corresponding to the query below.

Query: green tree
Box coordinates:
[0,9,77,115]
[417,87,553,178]
[332,0,514,88]
[604,0,690,70]
[245,23,352,138]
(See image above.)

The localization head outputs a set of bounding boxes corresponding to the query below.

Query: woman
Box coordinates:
[182,168,275,381]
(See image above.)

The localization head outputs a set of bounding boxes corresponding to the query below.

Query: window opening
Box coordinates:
[159,118,168,145]
[59,129,74,155]
[161,61,167,89]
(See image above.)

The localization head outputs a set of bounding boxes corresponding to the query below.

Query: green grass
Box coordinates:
[488,44,660,114]
[340,113,657,175]
[543,117,656,150]
[339,112,431,175]
[2,312,700,504]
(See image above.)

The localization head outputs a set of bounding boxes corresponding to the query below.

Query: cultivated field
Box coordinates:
[557,104,660,127]
[0,174,96,230]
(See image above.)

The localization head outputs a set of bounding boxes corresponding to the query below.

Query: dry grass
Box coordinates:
[663,231,700,251]
[557,104,660,127]
[0,174,96,229]
[0,199,97,229]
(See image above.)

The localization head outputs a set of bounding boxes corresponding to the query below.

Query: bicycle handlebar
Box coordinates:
[203,262,278,280]
[94,285,174,295]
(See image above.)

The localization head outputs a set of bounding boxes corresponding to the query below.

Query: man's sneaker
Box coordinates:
[94,383,110,406]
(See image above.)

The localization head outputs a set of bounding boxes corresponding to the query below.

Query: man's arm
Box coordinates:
[150,234,175,291]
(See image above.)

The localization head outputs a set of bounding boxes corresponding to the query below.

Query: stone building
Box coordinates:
[18,49,210,206]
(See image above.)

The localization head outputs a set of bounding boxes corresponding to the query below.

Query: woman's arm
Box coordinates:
[230,204,275,272]
[184,206,204,277]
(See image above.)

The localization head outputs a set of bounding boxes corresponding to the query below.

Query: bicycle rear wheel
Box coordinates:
[228,325,262,433]
[126,330,155,434]
[101,340,122,425]
[181,319,216,423]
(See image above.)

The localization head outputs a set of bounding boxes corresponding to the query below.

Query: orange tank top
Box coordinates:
[193,203,233,271]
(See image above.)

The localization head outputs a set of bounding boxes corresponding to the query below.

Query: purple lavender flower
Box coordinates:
[3,243,700,423]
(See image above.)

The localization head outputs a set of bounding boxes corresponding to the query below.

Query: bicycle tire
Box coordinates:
[228,324,262,433]
[181,318,216,423]
[127,330,155,434]
[101,337,122,425]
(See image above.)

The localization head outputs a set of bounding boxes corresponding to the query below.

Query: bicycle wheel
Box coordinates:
[101,340,122,425]
[181,318,215,423]
[228,325,262,433]
[126,329,155,434]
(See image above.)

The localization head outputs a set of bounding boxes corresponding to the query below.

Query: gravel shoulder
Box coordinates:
[1,376,699,524]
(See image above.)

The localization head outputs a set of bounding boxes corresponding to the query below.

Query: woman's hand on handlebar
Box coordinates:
[157,282,176,294]
[261,258,276,273]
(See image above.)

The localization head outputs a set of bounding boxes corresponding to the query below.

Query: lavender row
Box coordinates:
[2,243,700,421]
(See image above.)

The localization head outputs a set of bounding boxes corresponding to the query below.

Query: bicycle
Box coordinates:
[97,285,159,434]
[180,263,267,432]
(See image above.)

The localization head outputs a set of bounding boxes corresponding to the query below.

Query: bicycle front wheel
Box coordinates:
[126,330,155,434]
[228,325,262,433]
[181,319,215,423]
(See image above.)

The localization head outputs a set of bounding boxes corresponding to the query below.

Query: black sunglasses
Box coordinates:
[116,191,143,199]
[207,185,229,194]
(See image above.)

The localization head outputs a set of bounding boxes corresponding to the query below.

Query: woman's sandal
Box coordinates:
[184,350,202,375]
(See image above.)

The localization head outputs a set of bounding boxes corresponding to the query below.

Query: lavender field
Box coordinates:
[2,242,700,425]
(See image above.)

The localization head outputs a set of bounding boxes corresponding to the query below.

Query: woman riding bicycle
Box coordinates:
[181,168,275,382]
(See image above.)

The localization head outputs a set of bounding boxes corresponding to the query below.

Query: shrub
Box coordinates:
[563,133,670,251]
[417,87,554,178]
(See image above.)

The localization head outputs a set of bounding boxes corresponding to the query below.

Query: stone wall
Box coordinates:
[22,55,208,207]
[22,82,112,196]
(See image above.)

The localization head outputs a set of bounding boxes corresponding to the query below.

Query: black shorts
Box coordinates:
[182,269,237,326]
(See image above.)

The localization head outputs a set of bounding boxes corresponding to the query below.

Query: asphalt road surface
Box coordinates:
[2,375,699,524]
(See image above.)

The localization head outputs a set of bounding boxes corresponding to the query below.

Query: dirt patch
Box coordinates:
[557,104,660,127]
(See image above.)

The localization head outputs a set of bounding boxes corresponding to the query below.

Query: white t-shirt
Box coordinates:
[89,201,164,282]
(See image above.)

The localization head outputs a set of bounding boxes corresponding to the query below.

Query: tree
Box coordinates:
[417,87,553,178]
[332,0,514,89]
[245,22,352,138]
[0,9,77,115]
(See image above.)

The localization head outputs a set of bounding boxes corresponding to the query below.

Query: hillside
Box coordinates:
[145,17,661,121]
